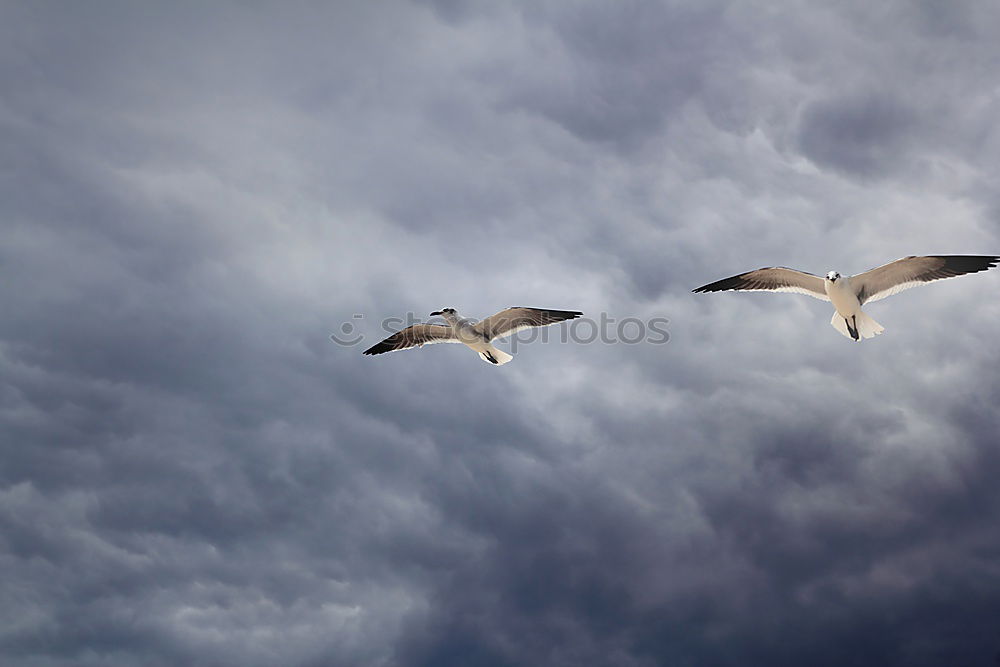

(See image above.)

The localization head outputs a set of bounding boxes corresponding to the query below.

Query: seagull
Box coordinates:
[693,255,999,341]
[362,307,583,364]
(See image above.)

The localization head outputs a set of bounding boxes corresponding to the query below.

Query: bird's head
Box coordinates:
[826,271,840,282]
[430,307,457,317]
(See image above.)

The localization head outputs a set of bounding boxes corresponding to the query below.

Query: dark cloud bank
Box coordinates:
[2,1,1000,665]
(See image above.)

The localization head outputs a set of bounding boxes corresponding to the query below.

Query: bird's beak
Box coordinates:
[430,311,442,316]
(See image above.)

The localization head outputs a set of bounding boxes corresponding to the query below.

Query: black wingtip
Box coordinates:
[692,275,748,293]
[511,307,583,320]
[362,341,391,356]
[930,255,1000,278]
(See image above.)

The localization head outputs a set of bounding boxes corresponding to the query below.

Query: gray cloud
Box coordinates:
[2,1,1000,666]
[796,92,917,178]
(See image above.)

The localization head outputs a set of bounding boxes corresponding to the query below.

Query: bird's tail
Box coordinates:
[830,310,884,341]
[855,310,884,339]
[479,346,513,365]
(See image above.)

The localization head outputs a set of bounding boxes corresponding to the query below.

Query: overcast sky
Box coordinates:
[2,2,1000,665]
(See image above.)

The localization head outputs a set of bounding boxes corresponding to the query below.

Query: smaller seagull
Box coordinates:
[693,255,999,341]
[363,307,583,364]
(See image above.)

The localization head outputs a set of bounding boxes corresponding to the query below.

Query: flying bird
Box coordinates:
[362,307,583,364]
[693,255,999,341]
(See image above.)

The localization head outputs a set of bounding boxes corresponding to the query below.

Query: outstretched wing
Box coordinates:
[474,307,583,341]
[362,324,460,355]
[853,255,1000,305]
[692,267,829,301]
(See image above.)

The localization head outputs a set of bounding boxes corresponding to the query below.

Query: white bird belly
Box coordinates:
[454,323,488,350]
[826,278,861,317]
[463,339,491,353]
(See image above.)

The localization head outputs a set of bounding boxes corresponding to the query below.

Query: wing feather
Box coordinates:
[362,324,460,355]
[692,267,829,301]
[475,307,582,341]
[853,255,1000,304]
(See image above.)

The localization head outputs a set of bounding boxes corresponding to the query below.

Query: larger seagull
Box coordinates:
[693,255,999,340]
[363,307,582,364]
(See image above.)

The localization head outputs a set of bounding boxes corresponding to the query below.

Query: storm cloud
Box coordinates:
[2,1,1000,665]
